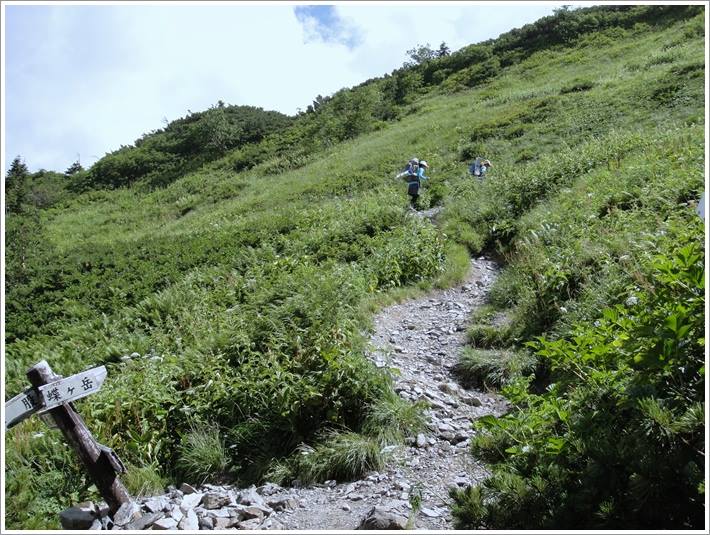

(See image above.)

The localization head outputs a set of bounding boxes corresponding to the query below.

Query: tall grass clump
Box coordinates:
[287,431,384,485]
[176,422,231,484]
[455,348,536,390]
[362,389,428,446]
[121,462,168,498]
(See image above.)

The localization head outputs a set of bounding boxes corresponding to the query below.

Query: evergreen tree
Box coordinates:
[437,41,451,57]
[5,156,29,214]
[65,160,84,176]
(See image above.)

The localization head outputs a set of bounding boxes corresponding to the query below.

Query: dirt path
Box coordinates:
[266,256,507,530]
[88,256,507,531]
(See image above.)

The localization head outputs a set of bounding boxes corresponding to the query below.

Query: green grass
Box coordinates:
[290,431,385,485]
[176,422,231,485]
[455,348,536,390]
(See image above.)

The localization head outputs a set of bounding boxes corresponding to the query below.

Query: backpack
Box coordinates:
[406,158,419,177]
[470,157,482,177]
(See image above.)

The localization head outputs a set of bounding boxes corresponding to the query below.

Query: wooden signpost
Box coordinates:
[5,360,131,515]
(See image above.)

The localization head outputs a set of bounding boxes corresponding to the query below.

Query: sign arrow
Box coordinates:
[5,387,41,429]
[37,366,107,413]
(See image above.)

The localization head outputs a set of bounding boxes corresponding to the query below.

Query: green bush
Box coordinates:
[453,217,704,529]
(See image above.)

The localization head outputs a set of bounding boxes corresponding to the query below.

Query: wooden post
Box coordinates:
[26,361,131,515]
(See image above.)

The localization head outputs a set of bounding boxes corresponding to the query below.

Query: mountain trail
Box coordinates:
[265,256,507,530]
[83,256,506,531]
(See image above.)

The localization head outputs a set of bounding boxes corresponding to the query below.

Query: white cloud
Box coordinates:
[3,2,563,173]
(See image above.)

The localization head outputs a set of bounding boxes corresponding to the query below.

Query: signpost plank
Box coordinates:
[25,360,131,515]
[5,387,41,429]
[37,365,107,412]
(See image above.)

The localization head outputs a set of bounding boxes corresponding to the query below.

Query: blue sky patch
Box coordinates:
[294,5,362,49]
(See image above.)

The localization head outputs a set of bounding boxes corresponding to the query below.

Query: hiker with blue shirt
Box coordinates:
[407,159,429,208]
[468,157,492,179]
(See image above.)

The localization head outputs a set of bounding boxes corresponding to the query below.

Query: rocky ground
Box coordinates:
[62,256,506,531]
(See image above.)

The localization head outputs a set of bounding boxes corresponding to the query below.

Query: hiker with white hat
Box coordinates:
[407,159,429,208]
[469,157,492,179]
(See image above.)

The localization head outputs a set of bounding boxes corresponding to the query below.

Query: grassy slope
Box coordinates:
[4,12,705,529]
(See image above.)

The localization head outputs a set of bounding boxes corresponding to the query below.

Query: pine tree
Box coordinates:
[5,156,29,214]
[65,160,84,177]
[437,41,451,57]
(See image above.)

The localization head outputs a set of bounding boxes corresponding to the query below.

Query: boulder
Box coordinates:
[60,502,97,530]
[358,506,408,530]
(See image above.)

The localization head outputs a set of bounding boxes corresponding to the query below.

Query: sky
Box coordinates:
[2,1,573,174]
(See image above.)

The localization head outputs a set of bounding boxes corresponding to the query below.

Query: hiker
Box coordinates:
[407,159,429,208]
[469,157,492,179]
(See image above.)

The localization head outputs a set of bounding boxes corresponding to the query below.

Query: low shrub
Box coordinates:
[452,215,704,529]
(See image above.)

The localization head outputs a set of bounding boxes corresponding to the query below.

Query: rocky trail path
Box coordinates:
[271,256,508,531]
[63,256,507,531]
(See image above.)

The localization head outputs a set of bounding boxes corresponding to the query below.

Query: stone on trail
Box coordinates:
[179,482,198,494]
[420,506,444,518]
[178,508,199,530]
[111,500,140,527]
[202,492,230,510]
[257,482,284,496]
[416,433,428,448]
[152,516,178,530]
[124,512,164,531]
[267,495,298,511]
[238,485,266,507]
[213,516,239,529]
[235,504,267,520]
[144,496,169,513]
[358,506,409,530]
[240,517,264,529]
[180,491,204,510]
[60,502,97,530]
[464,396,483,407]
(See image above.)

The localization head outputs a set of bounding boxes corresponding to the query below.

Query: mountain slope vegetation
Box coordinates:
[4,5,705,529]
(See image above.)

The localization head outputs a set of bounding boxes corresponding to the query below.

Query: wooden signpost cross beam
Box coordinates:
[16,360,132,515]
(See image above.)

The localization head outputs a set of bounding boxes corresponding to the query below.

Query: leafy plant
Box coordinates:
[453,216,704,528]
